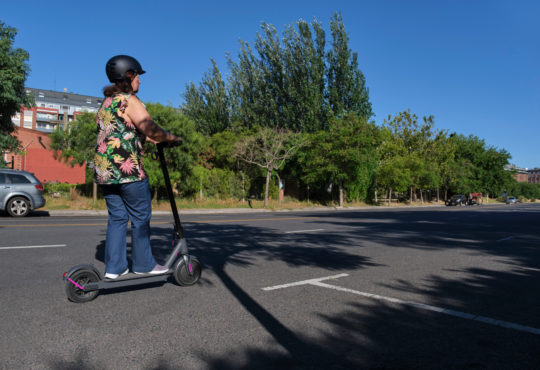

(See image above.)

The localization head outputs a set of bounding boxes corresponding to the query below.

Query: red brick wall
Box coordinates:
[8,127,86,184]
[515,173,528,183]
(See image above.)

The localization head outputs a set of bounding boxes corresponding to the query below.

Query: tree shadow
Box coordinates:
[61,206,540,368]
[84,214,377,366]
[306,206,540,267]
[192,207,540,368]
[48,348,103,370]
[0,209,50,217]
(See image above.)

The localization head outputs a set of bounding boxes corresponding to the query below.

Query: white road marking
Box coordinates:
[285,229,325,234]
[516,266,540,272]
[263,274,540,336]
[496,236,515,242]
[0,244,67,250]
[262,273,349,290]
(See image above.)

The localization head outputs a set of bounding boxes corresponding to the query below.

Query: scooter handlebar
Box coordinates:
[156,140,182,150]
[152,140,182,160]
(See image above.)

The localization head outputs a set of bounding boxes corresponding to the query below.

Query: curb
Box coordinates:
[42,202,519,217]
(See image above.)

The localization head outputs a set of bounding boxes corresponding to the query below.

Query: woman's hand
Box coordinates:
[146,136,159,145]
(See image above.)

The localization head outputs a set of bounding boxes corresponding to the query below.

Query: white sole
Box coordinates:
[104,268,129,279]
[133,270,169,275]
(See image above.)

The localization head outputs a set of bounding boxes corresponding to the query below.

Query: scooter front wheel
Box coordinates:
[65,269,100,303]
[174,257,201,286]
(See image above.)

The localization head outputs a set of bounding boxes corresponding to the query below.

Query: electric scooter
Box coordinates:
[63,142,202,303]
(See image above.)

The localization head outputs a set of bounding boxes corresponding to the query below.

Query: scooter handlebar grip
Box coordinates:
[157,140,182,150]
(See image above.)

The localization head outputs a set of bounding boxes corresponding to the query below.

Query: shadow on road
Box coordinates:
[52,206,540,368]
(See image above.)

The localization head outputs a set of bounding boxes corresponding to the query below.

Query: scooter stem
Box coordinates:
[156,143,184,240]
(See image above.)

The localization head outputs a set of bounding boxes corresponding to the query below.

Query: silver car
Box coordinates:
[0,169,46,217]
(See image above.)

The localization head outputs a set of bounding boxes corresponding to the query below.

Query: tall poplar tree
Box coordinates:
[327,13,372,119]
[227,40,265,128]
[183,59,230,135]
[282,19,327,132]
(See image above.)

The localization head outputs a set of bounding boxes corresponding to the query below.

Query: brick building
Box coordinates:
[505,164,530,183]
[3,88,102,184]
[528,168,540,184]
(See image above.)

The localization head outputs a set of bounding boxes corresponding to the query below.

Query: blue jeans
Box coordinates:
[100,178,157,274]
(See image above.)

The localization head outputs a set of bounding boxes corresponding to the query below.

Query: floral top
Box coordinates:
[93,94,147,184]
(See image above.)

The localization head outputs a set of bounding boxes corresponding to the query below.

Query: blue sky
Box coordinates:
[3,0,539,168]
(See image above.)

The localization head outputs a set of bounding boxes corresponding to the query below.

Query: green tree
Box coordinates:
[449,134,512,199]
[383,110,439,203]
[182,59,230,135]
[282,19,327,132]
[49,112,97,165]
[145,103,201,198]
[0,134,21,168]
[254,23,287,128]
[49,105,200,202]
[227,41,265,128]
[327,13,372,119]
[235,126,304,207]
[376,126,411,205]
[298,115,380,207]
[432,133,457,201]
[203,14,371,133]
[0,21,33,159]
[49,112,97,201]
[378,156,412,205]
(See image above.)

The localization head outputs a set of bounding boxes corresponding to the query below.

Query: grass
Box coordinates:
[42,192,536,212]
[42,194,336,211]
[41,194,430,212]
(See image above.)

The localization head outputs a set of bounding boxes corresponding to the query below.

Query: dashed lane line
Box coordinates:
[0,244,67,250]
[285,228,325,234]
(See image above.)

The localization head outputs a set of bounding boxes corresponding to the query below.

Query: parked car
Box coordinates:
[466,192,483,206]
[0,169,46,217]
[506,196,517,204]
[445,194,467,206]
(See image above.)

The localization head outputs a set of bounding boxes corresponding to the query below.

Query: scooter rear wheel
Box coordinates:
[65,269,100,303]
[174,257,201,286]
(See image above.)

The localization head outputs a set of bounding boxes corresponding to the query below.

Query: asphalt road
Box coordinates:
[1,204,540,369]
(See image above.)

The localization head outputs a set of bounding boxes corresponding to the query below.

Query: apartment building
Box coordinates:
[11,88,102,132]
[4,88,103,184]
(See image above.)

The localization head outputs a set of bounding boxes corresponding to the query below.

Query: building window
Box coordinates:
[23,110,33,128]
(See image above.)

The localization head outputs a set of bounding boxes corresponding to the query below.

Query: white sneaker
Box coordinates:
[133,264,169,275]
[104,268,129,279]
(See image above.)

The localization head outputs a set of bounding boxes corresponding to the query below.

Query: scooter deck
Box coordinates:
[104,271,171,282]
[84,272,172,291]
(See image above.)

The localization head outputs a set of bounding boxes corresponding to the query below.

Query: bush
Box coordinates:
[194,167,250,200]
[43,183,74,196]
[505,181,540,200]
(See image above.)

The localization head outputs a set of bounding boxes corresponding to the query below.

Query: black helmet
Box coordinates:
[105,55,146,83]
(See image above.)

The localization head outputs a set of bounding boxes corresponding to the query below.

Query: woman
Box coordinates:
[94,55,181,279]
